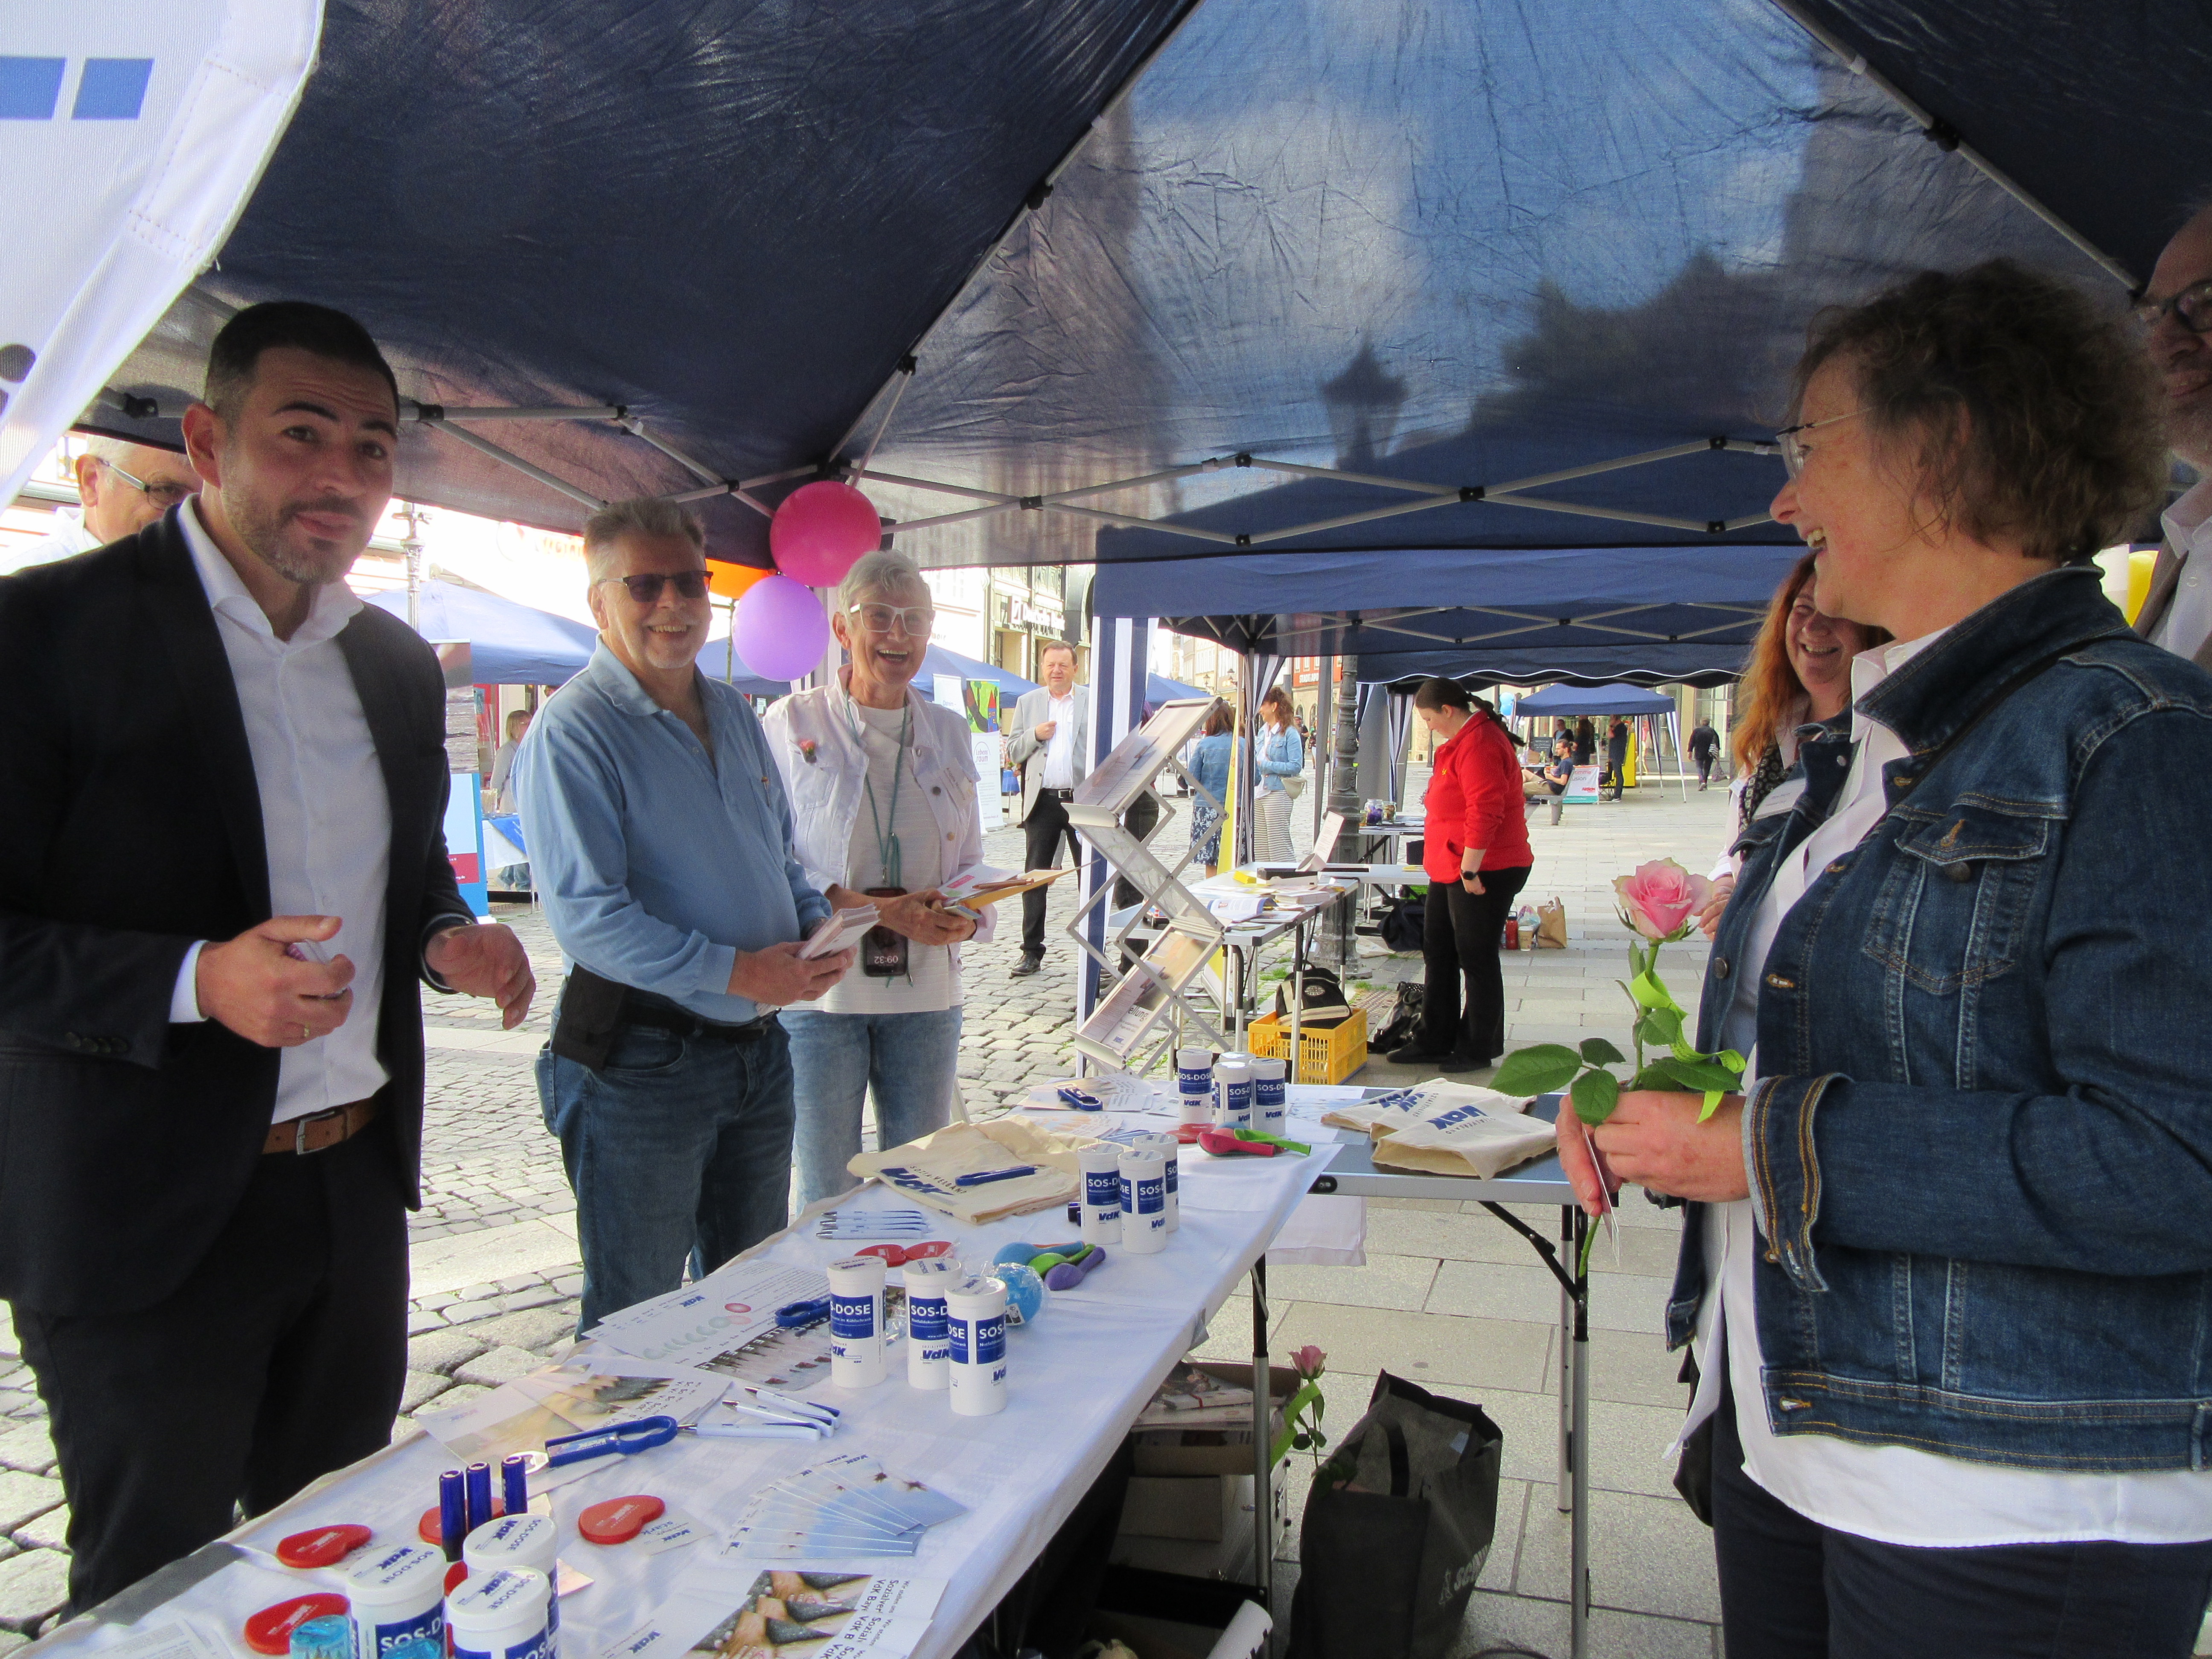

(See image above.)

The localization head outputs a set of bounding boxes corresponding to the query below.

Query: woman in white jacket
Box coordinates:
[763,552,993,1204]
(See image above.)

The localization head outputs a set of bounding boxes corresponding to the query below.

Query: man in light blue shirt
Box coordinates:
[518,498,853,1329]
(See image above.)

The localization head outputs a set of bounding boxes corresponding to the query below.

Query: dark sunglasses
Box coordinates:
[598,570,709,603]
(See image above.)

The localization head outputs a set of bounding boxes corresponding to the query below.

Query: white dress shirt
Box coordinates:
[2151,476,2212,662]
[1680,626,2212,1546]
[167,501,395,1124]
[1,512,98,576]
[1041,691,1078,789]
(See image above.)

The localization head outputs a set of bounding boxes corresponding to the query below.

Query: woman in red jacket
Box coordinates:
[1391,678,1534,1071]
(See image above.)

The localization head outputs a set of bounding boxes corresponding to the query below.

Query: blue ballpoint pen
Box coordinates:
[954,1165,1036,1187]
[742,1385,839,1422]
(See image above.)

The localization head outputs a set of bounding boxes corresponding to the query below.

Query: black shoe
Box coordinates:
[1387,1041,1455,1065]
[1431,1051,1482,1073]
[1010,953,1043,977]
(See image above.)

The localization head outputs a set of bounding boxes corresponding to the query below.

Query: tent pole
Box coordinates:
[1313,655,1333,844]
[400,501,425,631]
[1322,656,1360,978]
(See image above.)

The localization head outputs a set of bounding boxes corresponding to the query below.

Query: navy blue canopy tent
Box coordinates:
[366,578,596,685]
[1512,684,1679,719]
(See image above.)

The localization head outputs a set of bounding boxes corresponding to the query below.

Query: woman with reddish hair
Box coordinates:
[1389,678,1532,1071]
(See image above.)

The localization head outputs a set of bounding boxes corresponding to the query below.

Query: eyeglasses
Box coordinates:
[847,602,934,637]
[2132,278,2212,336]
[598,570,709,603]
[1775,407,1867,477]
[103,460,194,511]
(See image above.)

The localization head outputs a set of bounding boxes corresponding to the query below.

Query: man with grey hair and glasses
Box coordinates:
[5,437,203,576]
[2134,199,2212,669]
[516,497,854,1331]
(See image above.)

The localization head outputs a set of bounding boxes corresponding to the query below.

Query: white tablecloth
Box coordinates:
[27,1137,1328,1659]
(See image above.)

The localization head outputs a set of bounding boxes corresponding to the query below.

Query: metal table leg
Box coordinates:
[1250,1258,1272,1607]
[1477,1201,1590,1659]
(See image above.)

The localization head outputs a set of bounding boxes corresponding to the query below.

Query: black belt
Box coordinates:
[626,1003,780,1043]
[1041,786,1076,801]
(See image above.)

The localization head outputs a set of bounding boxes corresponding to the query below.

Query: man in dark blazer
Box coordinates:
[2136,201,2212,672]
[0,302,533,1612]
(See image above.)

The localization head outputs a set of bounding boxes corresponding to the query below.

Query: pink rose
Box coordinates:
[1290,1344,1326,1379]
[1613,859,1712,941]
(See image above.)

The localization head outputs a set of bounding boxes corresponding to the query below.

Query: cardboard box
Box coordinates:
[1130,1361,1297,1477]
[1122,1472,1249,1542]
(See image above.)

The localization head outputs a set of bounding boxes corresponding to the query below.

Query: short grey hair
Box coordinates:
[837,550,929,615]
[83,437,137,466]
[1039,640,1078,667]
[582,497,704,582]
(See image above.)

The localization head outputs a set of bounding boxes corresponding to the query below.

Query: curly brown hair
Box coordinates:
[1791,259,2166,564]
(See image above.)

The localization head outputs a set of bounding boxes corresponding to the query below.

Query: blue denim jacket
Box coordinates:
[1668,566,2212,1472]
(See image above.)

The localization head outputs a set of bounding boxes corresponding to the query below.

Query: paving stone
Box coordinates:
[453,1346,540,1388]
[0,1477,60,1539]
[400,1371,454,1414]
[11,1505,67,1552]
[453,1307,571,1353]
[408,1329,489,1376]
[0,1546,70,1630]
[420,1384,492,1416]
[407,1310,448,1336]
[0,1626,28,1656]
[0,1428,53,1478]
[452,1284,501,1304]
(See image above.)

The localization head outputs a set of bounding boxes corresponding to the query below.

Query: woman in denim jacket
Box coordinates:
[1252,686,1304,862]
[1557,262,2212,1655]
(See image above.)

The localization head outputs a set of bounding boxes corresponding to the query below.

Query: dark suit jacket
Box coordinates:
[2133,538,2212,671]
[0,512,469,1315]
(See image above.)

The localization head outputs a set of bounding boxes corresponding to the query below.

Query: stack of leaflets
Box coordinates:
[602,1567,948,1659]
[725,1453,966,1561]
[800,905,879,960]
[1132,1362,1255,1429]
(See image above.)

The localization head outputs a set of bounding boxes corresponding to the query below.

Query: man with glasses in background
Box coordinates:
[1005,640,1088,976]
[4,439,203,575]
[515,498,855,1331]
[2133,201,2212,669]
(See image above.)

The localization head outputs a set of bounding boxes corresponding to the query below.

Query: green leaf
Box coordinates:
[1650,1055,1740,1094]
[1718,1049,1746,1074]
[1698,1090,1725,1122]
[1636,1006,1685,1050]
[1292,1432,1311,1450]
[1627,970,1672,1009]
[1569,1067,1620,1125]
[1491,1045,1585,1096]
[1578,1036,1625,1065]
[1627,1064,1679,1091]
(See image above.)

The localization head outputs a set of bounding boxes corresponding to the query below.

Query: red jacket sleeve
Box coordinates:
[1455,722,1518,855]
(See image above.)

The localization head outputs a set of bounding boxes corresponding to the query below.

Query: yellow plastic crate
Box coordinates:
[1246,1006,1368,1085]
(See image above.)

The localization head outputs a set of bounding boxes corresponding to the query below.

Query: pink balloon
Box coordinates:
[733,574,829,681]
[769,480,881,587]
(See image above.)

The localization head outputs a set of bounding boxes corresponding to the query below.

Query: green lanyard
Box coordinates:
[846,692,912,891]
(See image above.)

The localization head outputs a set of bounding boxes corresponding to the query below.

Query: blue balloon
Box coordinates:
[993,1242,1041,1272]
[997,1263,1045,1327]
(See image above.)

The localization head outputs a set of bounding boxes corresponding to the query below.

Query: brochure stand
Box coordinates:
[1062,699,1233,1073]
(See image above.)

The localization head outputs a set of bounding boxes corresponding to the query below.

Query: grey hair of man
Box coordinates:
[837,549,931,617]
[581,496,705,582]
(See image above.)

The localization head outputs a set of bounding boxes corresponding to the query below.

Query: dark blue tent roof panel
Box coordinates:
[1516,683,1678,717]
[87,0,2212,577]
[1094,544,1801,684]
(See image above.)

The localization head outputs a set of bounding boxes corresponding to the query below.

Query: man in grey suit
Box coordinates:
[2135,201,2212,670]
[1004,641,1088,974]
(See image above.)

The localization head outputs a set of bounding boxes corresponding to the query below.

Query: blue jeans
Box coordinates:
[535,1020,795,1333]
[784,1007,962,1206]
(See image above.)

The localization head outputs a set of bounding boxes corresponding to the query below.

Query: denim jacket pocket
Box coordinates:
[1860,803,2055,995]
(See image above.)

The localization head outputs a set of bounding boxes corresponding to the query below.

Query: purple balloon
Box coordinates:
[733,575,828,681]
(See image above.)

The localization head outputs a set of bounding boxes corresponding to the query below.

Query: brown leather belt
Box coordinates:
[264,1096,380,1155]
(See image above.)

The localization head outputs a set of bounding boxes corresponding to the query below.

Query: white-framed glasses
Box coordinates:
[848,602,934,636]
[1775,407,1867,477]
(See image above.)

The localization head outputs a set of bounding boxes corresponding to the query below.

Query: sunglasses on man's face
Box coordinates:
[599,570,709,603]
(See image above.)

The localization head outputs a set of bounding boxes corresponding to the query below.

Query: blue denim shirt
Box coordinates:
[1671,566,2212,1472]
[1188,731,1232,807]
[1255,725,1303,793]
[515,646,830,1023]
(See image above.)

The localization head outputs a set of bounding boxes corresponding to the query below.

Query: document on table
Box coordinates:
[591,1261,833,1367]
[599,1564,948,1659]
[413,1359,725,1486]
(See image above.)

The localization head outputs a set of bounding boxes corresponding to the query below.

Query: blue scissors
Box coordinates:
[543,1414,680,1467]
[1055,1087,1104,1110]
[954,1164,1037,1187]
[776,1296,833,1330]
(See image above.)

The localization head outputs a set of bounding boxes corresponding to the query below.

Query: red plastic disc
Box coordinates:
[578,1494,665,1545]
[445,1561,470,1595]
[417,1506,443,1545]
[244,1595,350,1655]
[276,1524,373,1569]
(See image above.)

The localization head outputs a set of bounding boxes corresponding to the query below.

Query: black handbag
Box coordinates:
[1377,896,1426,954]
[1271,965,1354,1030]
[1288,1373,1503,1659]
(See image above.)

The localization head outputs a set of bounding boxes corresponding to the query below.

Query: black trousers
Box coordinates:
[1111,792,1158,913]
[1417,864,1531,1061]
[1021,792,1082,955]
[1711,1380,2212,1659]
[15,1121,409,1615]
